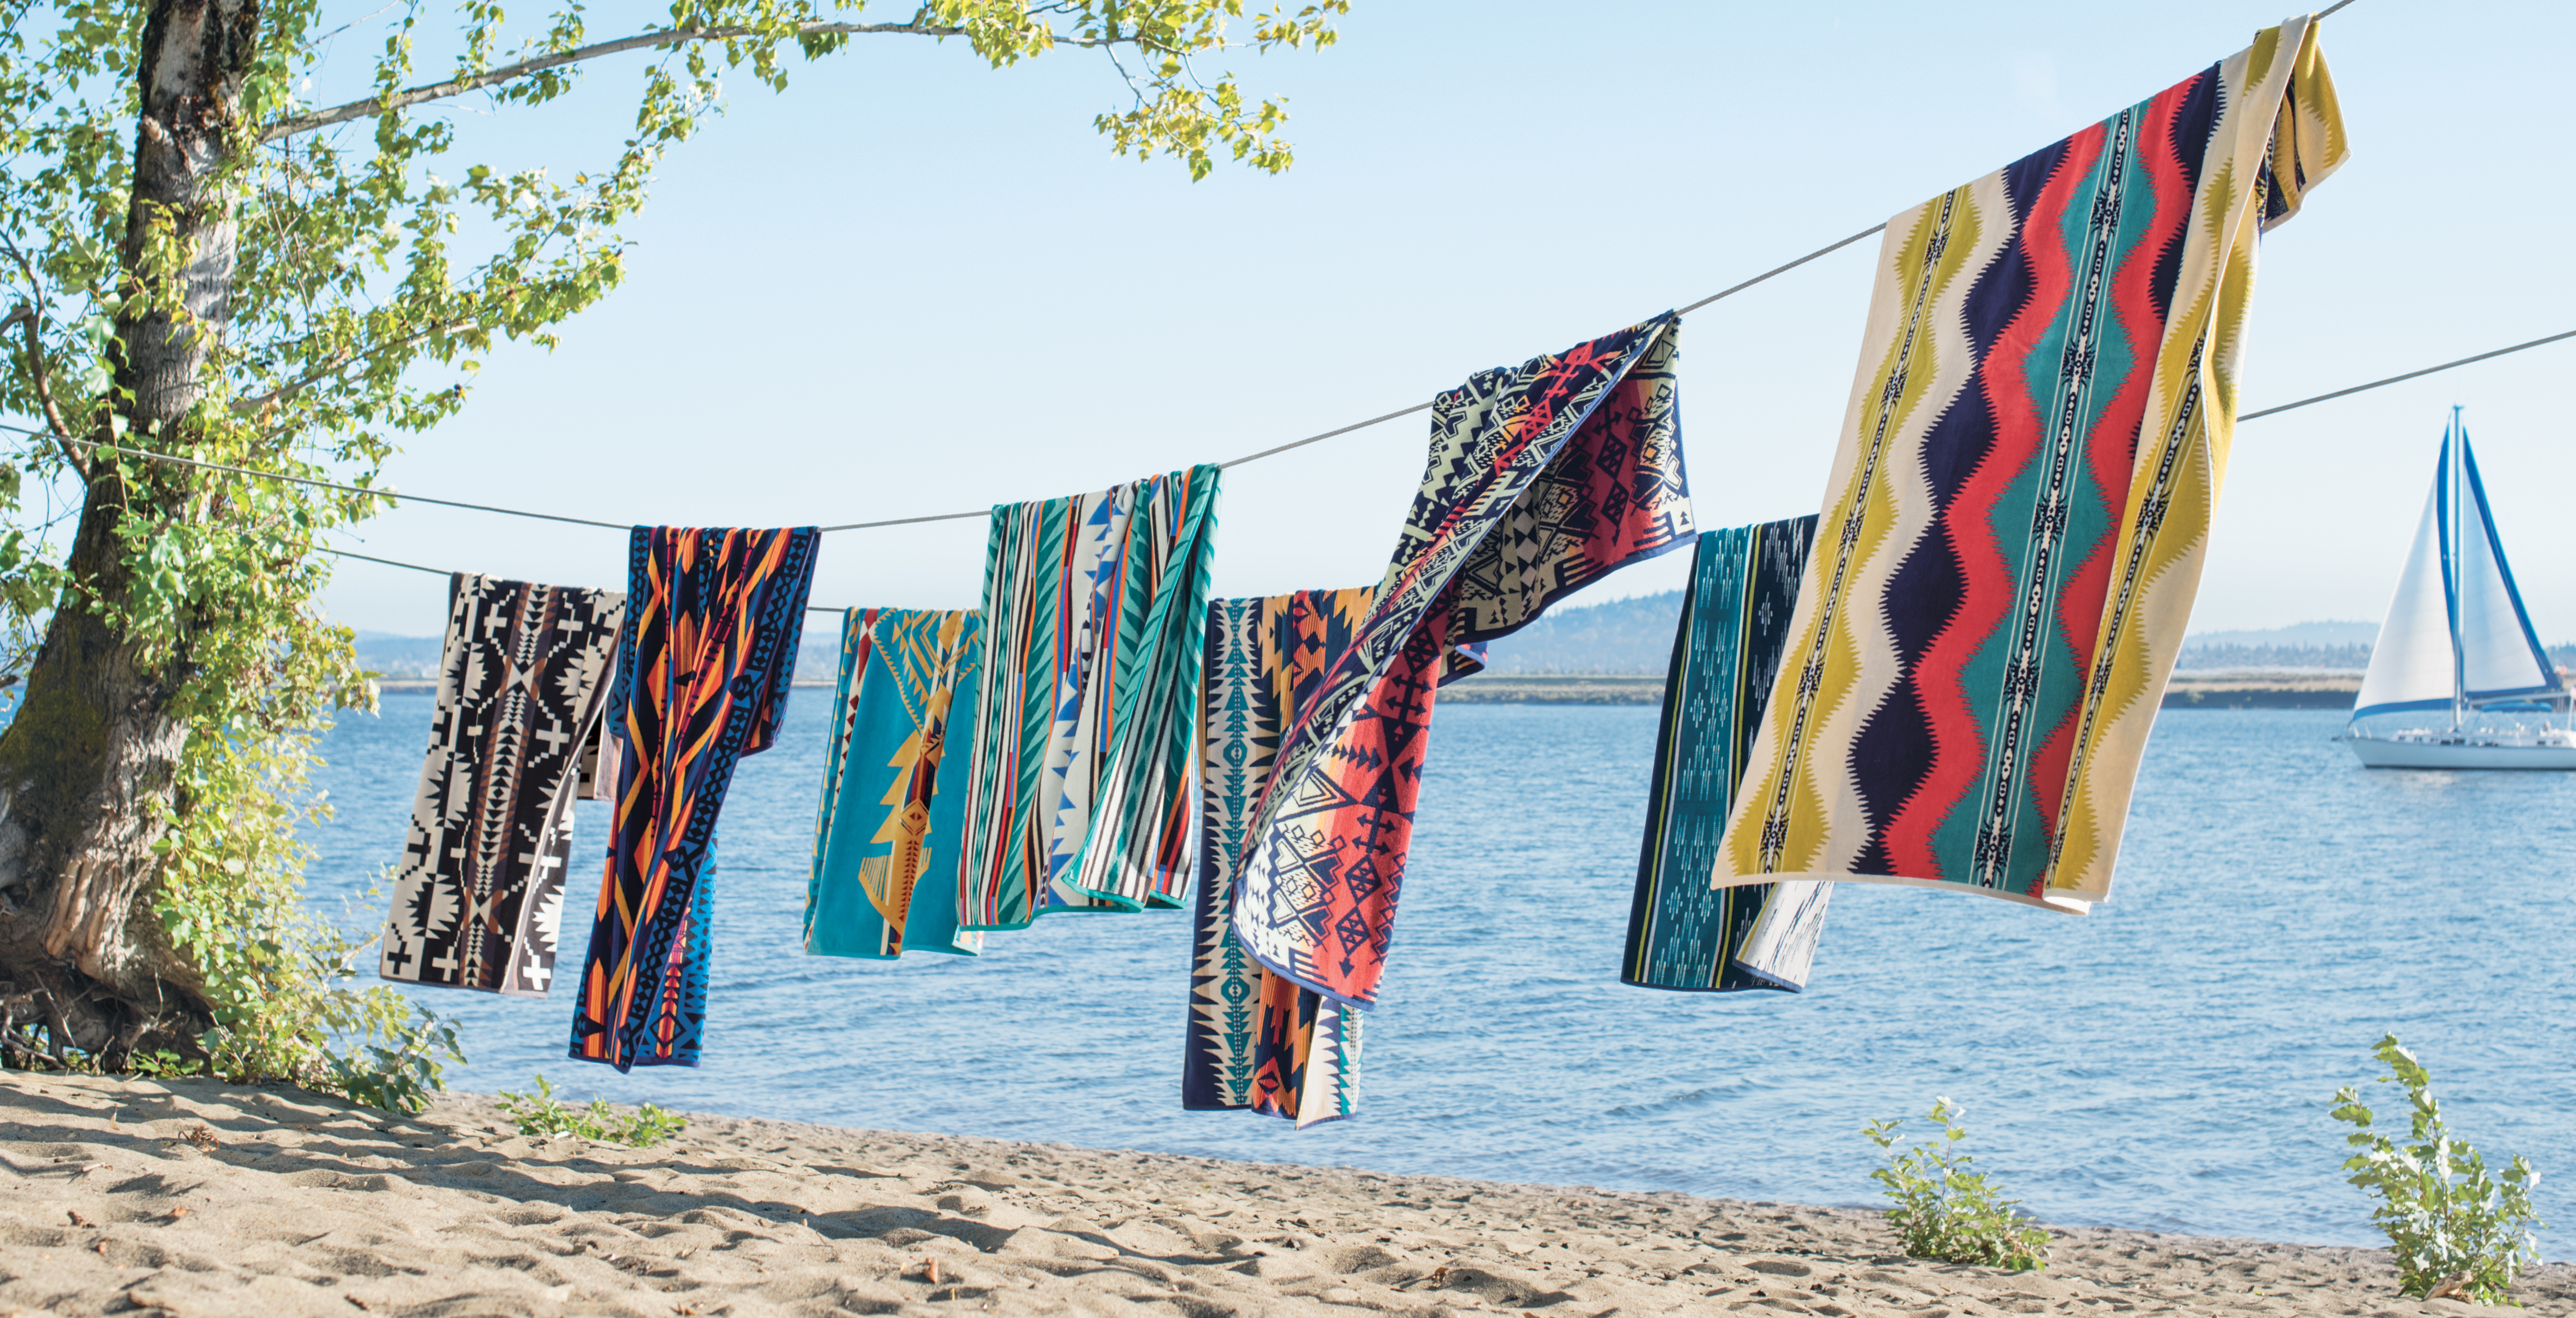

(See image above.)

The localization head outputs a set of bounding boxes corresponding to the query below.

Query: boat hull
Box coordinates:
[2345,735,2576,770]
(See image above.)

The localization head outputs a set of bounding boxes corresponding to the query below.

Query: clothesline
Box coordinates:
[12,312,2566,547]
[0,220,1912,535]
[302,322,2569,597]
[0,0,2380,540]
[2235,327,2576,420]
[30,317,2576,618]
[323,542,849,614]
[8,316,2565,542]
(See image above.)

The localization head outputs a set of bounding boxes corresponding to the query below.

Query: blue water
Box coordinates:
[303,699,2576,1257]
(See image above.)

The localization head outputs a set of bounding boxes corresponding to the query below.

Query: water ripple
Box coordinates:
[303,700,2574,1257]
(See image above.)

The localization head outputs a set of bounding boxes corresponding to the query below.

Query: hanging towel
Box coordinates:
[1230,315,1696,1010]
[1186,589,1375,1127]
[569,526,820,1070]
[1624,517,1831,992]
[958,464,1221,929]
[378,573,626,997]
[807,606,986,959]
[574,720,620,803]
[1717,21,2347,912]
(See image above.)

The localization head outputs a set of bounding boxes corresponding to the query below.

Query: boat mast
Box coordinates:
[2449,406,2467,733]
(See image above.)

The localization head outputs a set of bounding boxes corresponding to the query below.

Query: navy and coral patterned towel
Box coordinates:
[1624,517,1831,993]
[569,526,819,1071]
[1186,589,1375,1127]
[379,573,626,998]
[1228,314,1696,1012]
[1716,21,2346,913]
[957,464,1221,929]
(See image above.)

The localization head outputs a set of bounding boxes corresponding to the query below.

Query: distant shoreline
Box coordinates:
[369,671,2369,708]
[1443,670,2366,709]
[370,678,837,693]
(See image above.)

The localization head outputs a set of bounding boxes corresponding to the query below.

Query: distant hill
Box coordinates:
[1467,601,2410,678]
[2173,644,2370,671]
[797,632,842,686]
[2172,620,2376,671]
[356,624,848,685]
[2182,620,2378,647]
[1472,591,1683,675]
[355,613,2576,688]
[353,630,444,679]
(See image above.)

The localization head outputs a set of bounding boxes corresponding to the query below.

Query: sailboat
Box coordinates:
[2345,407,2576,769]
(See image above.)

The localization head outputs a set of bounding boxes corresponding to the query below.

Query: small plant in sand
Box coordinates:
[2330,1034,2542,1305]
[1864,1098,2050,1271]
[497,1075,686,1149]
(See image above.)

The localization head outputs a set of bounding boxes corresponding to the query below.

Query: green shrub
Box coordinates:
[1864,1098,2050,1270]
[2329,1034,2543,1305]
[496,1074,686,1149]
[141,656,466,1116]
[157,859,464,1115]
[6,869,462,1116]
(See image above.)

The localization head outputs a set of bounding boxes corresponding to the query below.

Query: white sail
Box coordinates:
[2353,482,2455,717]
[2454,433,2559,702]
[2353,412,2562,722]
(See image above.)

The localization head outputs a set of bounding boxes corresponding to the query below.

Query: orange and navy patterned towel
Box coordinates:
[1227,315,1696,1011]
[568,526,820,1071]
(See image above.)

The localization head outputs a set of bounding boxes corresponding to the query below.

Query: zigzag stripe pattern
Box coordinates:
[1228,316,1697,1010]
[379,573,625,998]
[1717,20,2349,911]
[568,526,819,1071]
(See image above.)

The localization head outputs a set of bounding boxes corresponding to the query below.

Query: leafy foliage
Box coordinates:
[156,864,465,1115]
[2330,1034,2543,1305]
[0,0,1340,1101]
[1865,1099,2051,1271]
[497,1074,687,1148]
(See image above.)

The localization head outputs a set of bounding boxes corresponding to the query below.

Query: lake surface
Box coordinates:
[303,698,2575,1257]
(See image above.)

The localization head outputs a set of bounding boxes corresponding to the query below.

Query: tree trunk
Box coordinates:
[0,0,258,1061]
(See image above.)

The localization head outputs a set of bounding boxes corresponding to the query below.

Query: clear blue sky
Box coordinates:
[307,0,2576,642]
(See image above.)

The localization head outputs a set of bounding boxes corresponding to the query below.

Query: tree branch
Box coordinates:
[260,18,1035,142]
[0,238,91,480]
[230,312,490,419]
[0,304,91,482]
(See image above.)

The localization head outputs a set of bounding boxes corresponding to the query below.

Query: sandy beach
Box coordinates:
[0,1074,2565,1318]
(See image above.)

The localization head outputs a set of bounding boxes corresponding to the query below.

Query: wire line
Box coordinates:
[57,205,2566,535]
[1675,226,1889,316]
[0,0,2381,541]
[299,320,2576,540]
[2237,328,2576,420]
[321,326,2576,602]
[0,221,1913,537]
[62,437,630,529]
[322,546,447,576]
[316,544,849,613]
[322,322,2576,600]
